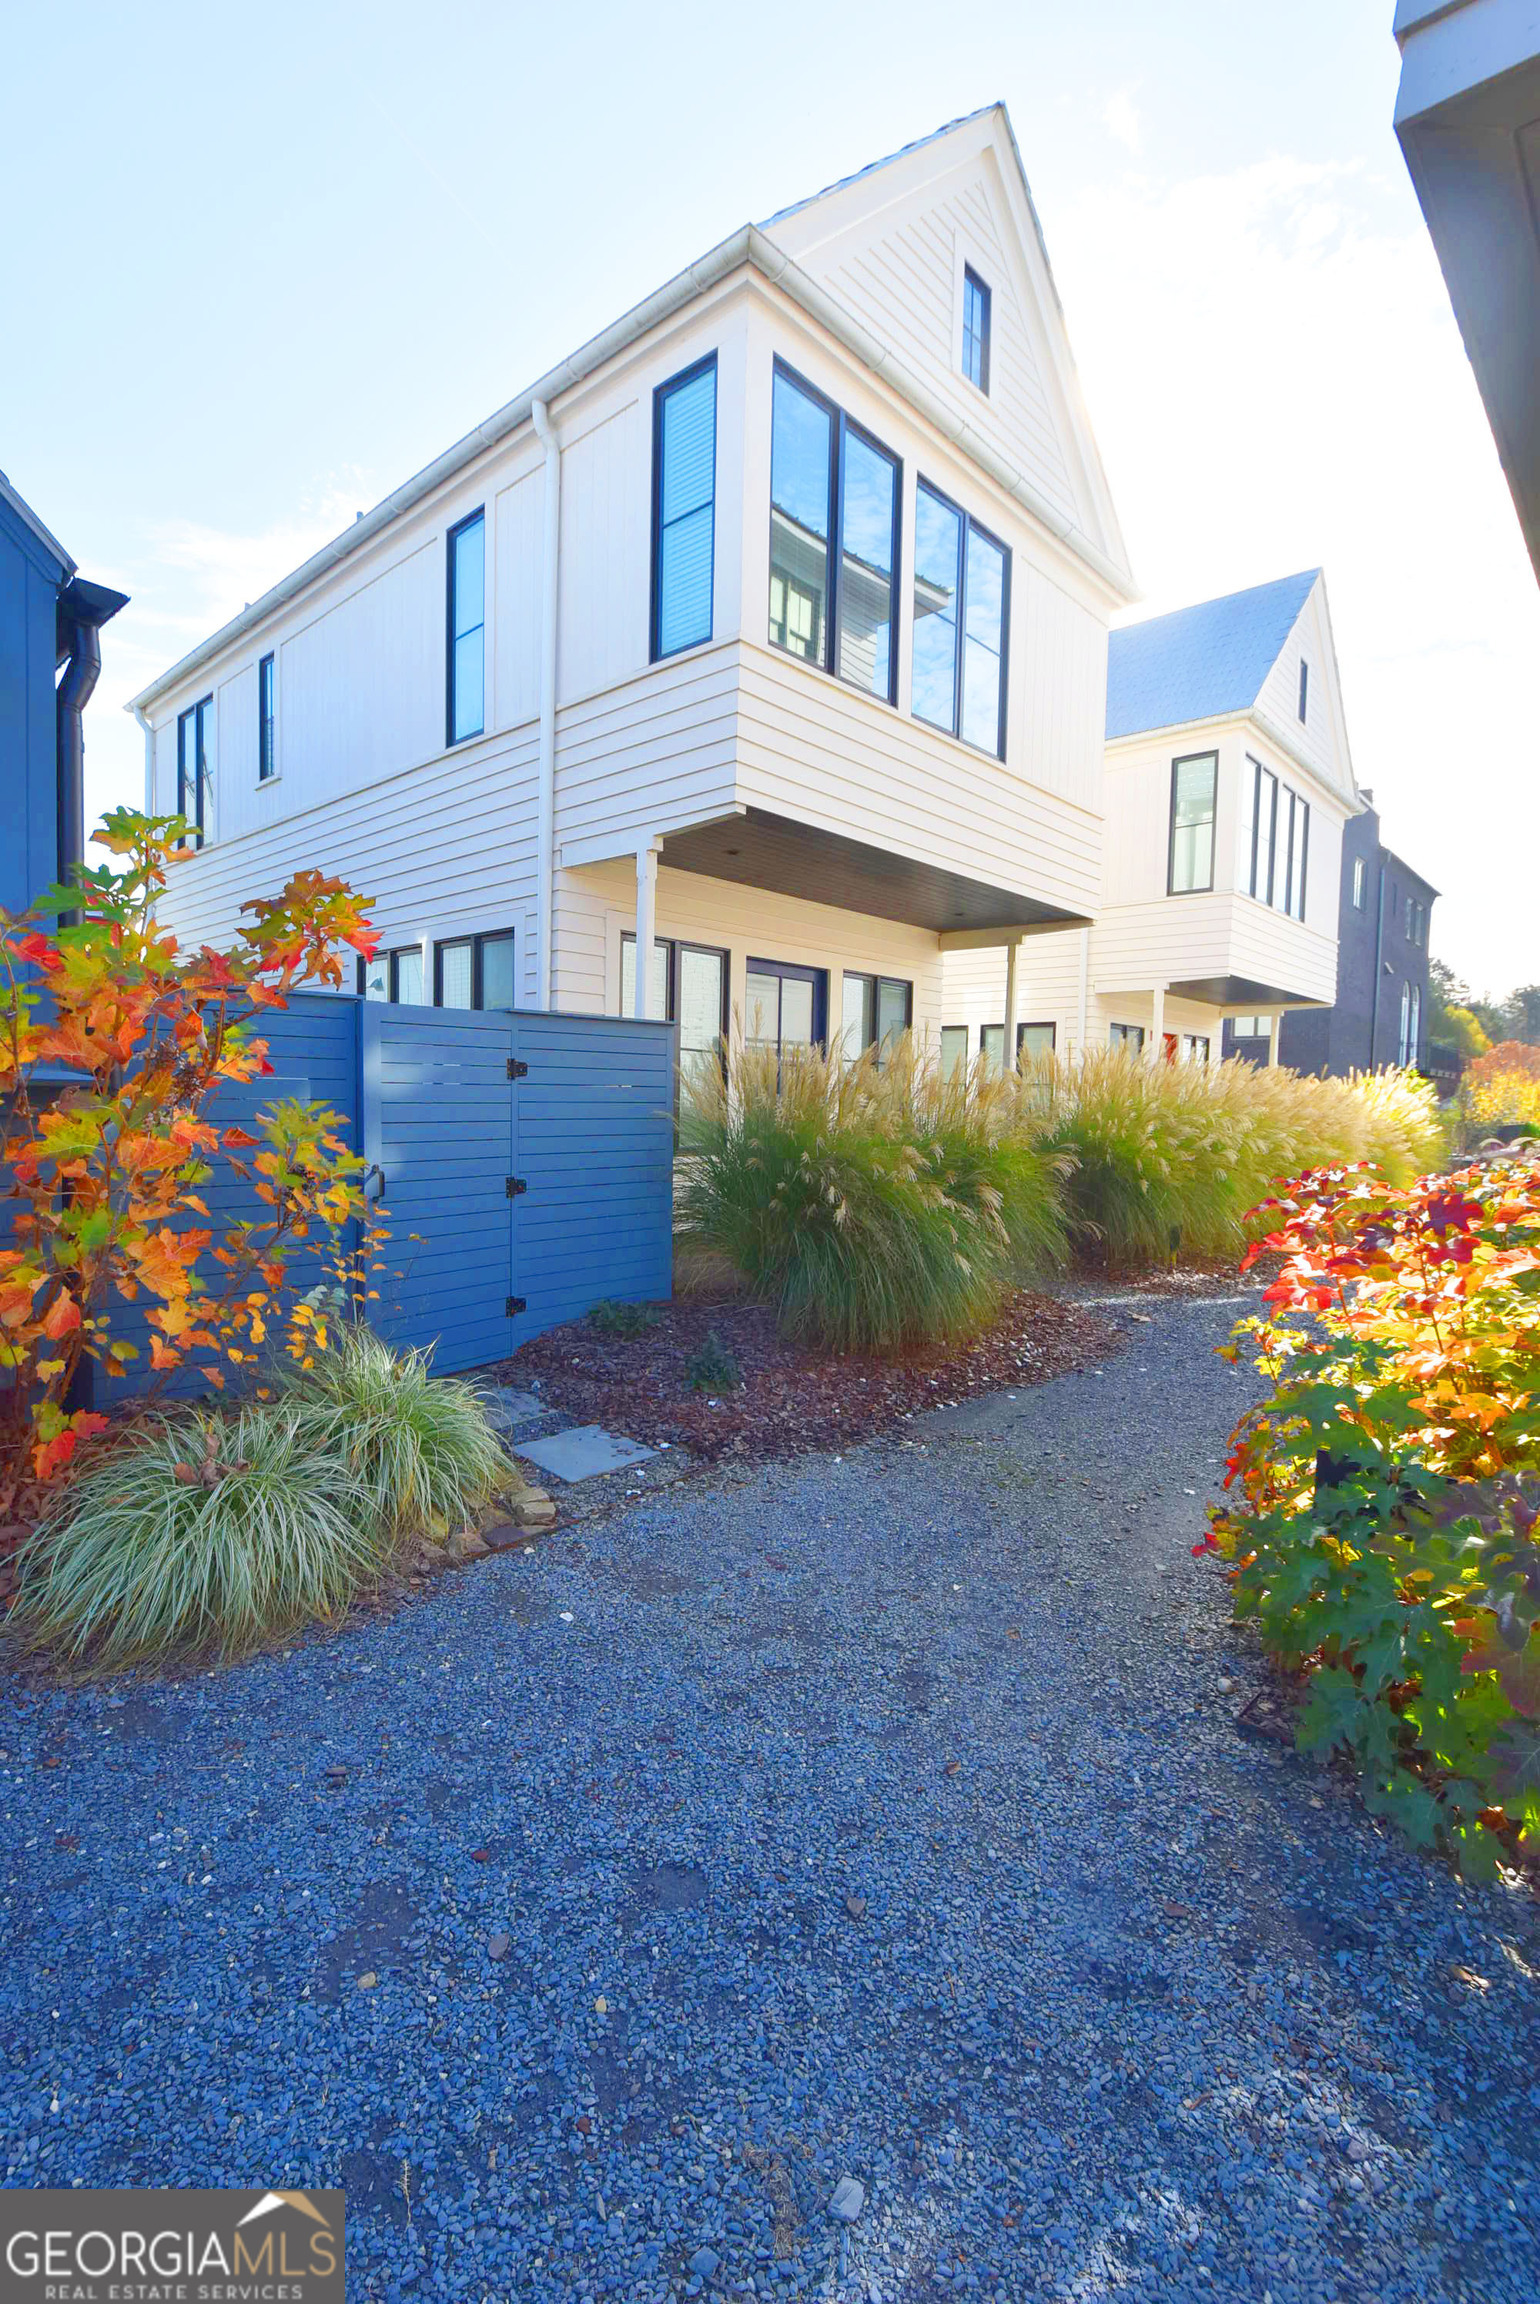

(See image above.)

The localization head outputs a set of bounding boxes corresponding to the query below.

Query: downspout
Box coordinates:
[531,398,561,1011]
[56,615,103,902]
[1368,861,1386,1069]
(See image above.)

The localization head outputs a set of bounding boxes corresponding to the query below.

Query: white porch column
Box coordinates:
[1149,982,1166,1063]
[633,840,660,1019]
[1268,1012,1283,1070]
[1002,939,1020,1073]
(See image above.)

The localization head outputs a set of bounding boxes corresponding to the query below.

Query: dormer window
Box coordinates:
[962,267,991,394]
[1297,658,1309,723]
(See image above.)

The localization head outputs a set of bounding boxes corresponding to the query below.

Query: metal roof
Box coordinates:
[1106,570,1320,741]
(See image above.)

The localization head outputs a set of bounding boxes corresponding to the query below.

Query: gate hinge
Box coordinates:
[506,1295,526,1317]
[507,1057,528,1080]
[506,1175,527,1197]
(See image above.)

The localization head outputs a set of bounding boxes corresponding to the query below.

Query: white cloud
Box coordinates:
[1051,156,1540,996]
[1100,90,1142,155]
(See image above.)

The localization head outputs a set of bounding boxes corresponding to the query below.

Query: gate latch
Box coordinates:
[506,1295,526,1317]
[507,1058,528,1080]
[506,1176,527,1197]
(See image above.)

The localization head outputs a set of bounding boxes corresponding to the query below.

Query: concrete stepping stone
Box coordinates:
[514,1425,658,1483]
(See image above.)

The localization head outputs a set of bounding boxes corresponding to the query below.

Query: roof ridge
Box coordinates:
[758,103,1005,230]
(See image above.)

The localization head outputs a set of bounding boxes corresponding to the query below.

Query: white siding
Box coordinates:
[558,399,648,704]
[772,152,1081,532]
[493,463,544,731]
[1253,582,1355,804]
[560,859,946,1038]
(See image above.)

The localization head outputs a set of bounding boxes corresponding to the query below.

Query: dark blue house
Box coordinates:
[1,470,127,918]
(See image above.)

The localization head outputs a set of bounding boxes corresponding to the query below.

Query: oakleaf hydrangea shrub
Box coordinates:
[1203,1157,1540,1879]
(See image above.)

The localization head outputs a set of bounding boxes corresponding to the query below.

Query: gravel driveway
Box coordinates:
[3,1288,1537,2303]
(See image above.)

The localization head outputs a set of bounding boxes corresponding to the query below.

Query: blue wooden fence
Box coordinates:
[82,994,677,1395]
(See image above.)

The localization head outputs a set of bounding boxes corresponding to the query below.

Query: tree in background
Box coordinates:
[1428,958,1538,1054]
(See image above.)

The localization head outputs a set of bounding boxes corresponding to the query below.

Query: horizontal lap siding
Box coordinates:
[735,646,1100,920]
[554,646,741,858]
[942,931,1086,1052]
[510,1012,676,1345]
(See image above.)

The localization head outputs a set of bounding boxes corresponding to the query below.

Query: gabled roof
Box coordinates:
[131,107,1135,715]
[1106,571,1320,742]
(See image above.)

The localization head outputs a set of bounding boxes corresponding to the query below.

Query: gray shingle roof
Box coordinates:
[1106,570,1319,741]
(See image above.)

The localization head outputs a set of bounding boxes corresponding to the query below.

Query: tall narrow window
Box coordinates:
[768,363,899,703]
[745,957,826,1060]
[651,354,717,659]
[1254,766,1278,904]
[257,653,276,781]
[1168,751,1218,894]
[769,368,834,668]
[841,973,912,1060]
[360,946,426,1004]
[622,936,728,1085]
[177,695,212,849]
[1291,801,1309,920]
[912,480,1009,760]
[1298,659,1309,723]
[836,427,898,699]
[1399,980,1412,1067]
[447,510,485,745]
[1410,982,1421,1062]
[939,1024,969,1079]
[1352,856,1367,909]
[962,267,991,393]
[1237,756,1256,890]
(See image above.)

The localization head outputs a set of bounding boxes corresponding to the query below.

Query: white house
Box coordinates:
[941,570,1360,1068]
[128,105,1135,1076]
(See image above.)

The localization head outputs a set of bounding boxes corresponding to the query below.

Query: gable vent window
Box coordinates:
[1168,751,1218,894]
[177,695,213,849]
[651,353,717,660]
[912,479,1010,759]
[258,652,276,781]
[962,266,991,394]
[768,360,900,705]
[1298,658,1309,723]
[446,509,485,746]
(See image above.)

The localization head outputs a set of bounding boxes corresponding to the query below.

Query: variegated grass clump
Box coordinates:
[676,1034,1069,1351]
[280,1324,509,1539]
[8,1406,389,1668]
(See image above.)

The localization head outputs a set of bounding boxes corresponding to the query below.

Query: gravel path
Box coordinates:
[3,1288,1538,2303]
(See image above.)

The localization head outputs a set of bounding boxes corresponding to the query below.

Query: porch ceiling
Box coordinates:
[660,808,1089,935]
[1168,973,1328,1010]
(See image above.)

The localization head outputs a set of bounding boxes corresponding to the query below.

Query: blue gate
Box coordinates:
[73,994,677,1396]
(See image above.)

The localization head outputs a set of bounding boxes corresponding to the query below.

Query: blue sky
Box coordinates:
[5,0,1536,995]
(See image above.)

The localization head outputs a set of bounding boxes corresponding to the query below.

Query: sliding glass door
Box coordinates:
[746,959,826,1059]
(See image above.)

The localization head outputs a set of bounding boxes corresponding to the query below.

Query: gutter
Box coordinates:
[530,399,561,1011]
[129,225,1137,719]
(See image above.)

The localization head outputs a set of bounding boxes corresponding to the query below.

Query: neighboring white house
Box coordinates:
[941,570,1360,1068]
[128,105,1135,1076]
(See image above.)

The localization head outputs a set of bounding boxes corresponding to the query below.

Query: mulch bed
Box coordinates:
[494,1287,1122,1465]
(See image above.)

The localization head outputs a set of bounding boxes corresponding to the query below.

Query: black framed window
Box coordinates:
[939,1024,969,1079]
[768,361,900,705]
[1181,1034,1210,1065]
[446,509,485,746]
[981,1020,1055,1075]
[435,928,514,1011]
[1298,659,1309,723]
[1168,751,1218,894]
[622,934,729,1084]
[1352,856,1367,909]
[651,354,717,660]
[1242,755,1307,918]
[176,695,212,849]
[257,653,276,781]
[745,956,827,1057]
[962,267,991,394]
[1109,1022,1145,1053]
[912,479,1009,759]
[359,945,426,1005]
[840,972,912,1061]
